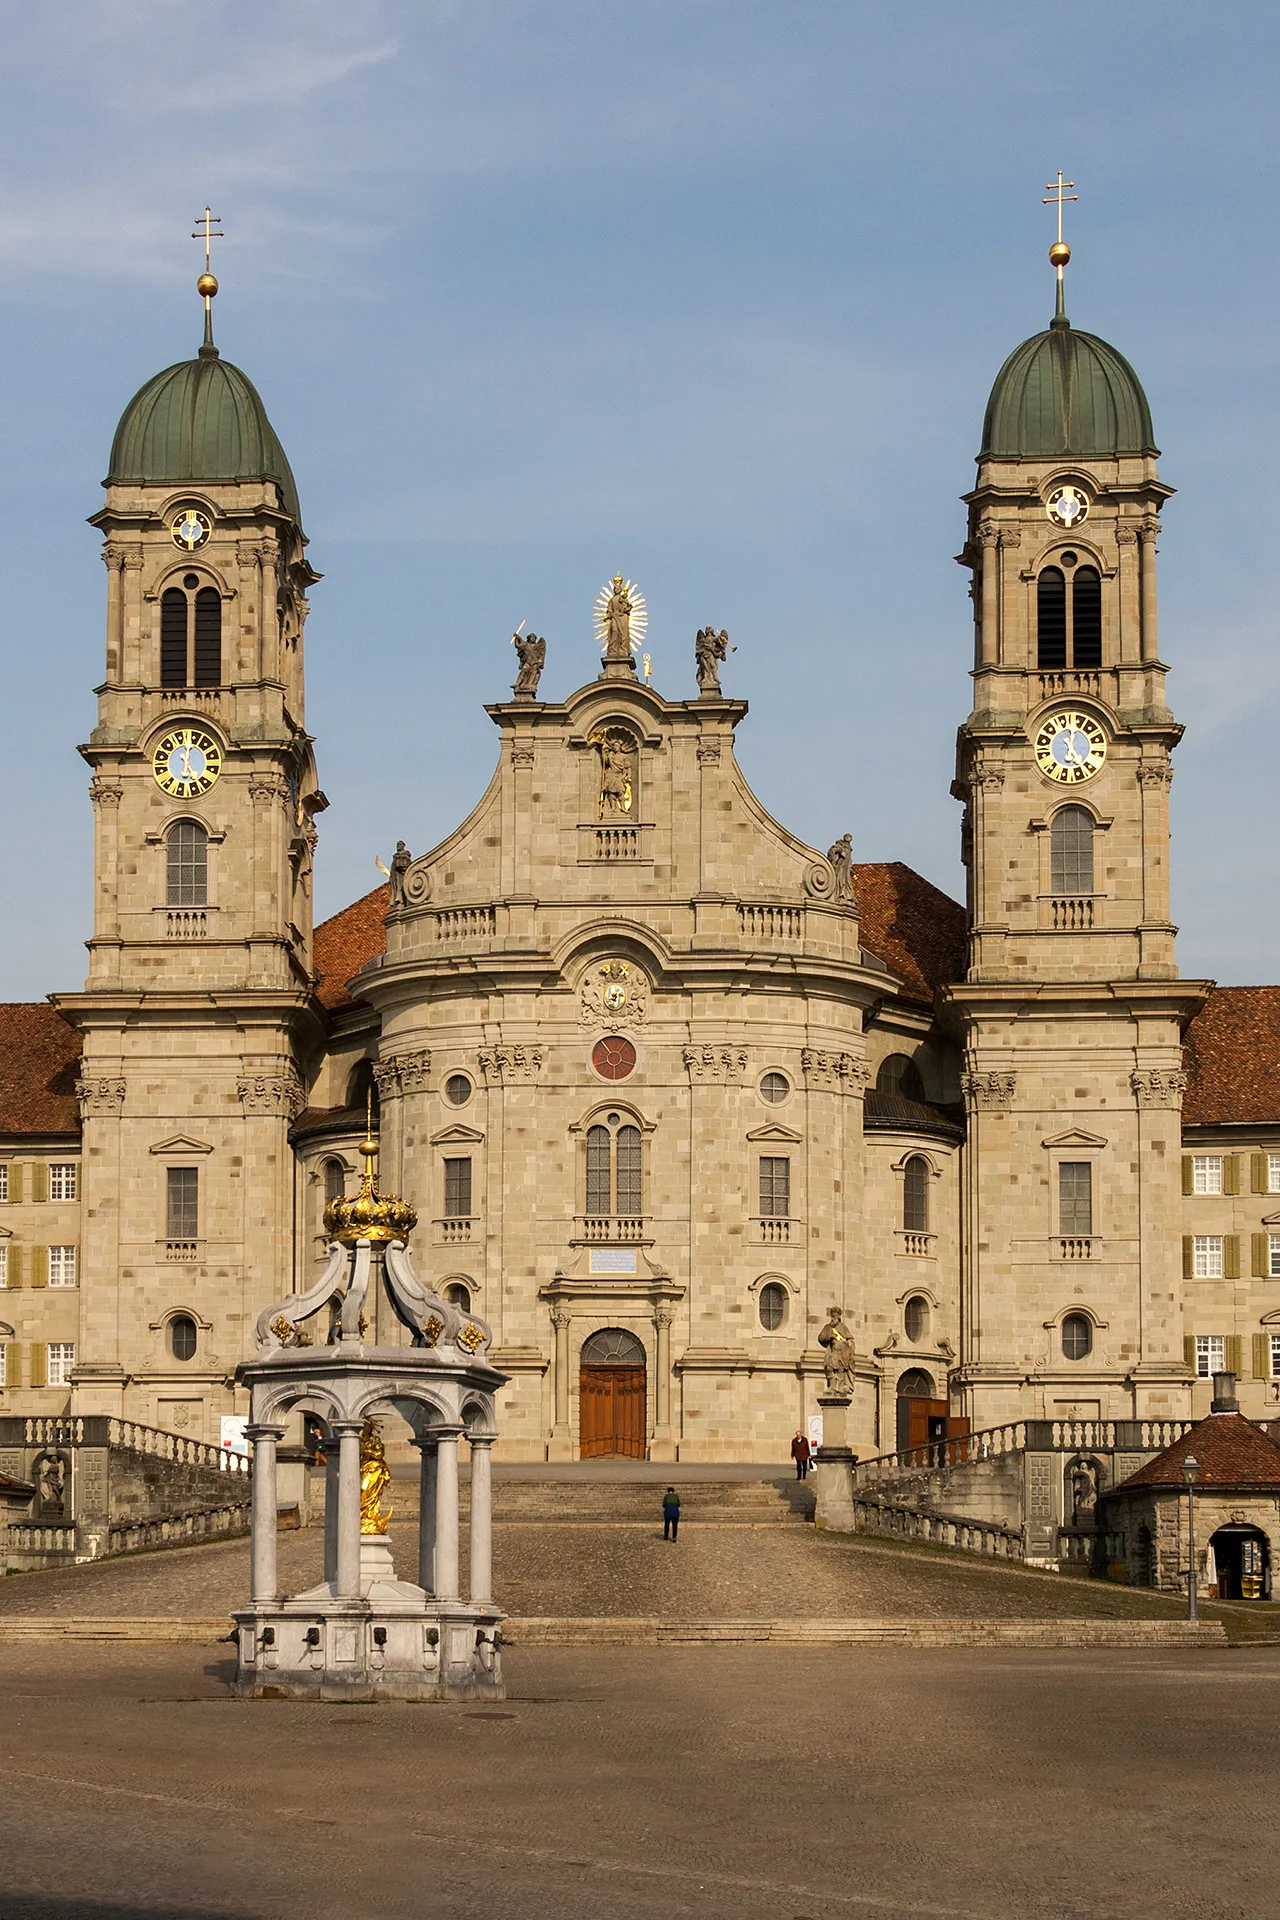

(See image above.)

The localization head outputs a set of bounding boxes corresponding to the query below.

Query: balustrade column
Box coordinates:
[247,1425,280,1603]
[434,1429,461,1602]
[417,1441,438,1593]
[334,1422,363,1600]
[469,1436,494,1606]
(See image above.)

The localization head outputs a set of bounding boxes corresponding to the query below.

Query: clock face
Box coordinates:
[1033,710,1107,784]
[170,507,212,551]
[152,727,223,797]
[1046,484,1089,530]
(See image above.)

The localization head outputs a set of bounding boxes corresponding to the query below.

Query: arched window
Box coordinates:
[903,1156,930,1234]
[322,1159,345,1206]
[1037,567,1067,668]
[1050,806,1094,894]
[585,1114,643,1220]
[166,820,208,906]
[1061,1312,1093,1360]
[758,1281,788,1331]
[1071,566,1102,668]
[346,1059,379,1119]
[904,1294,930,1342]
[581,1327,646,1367]
[158,575,222,688]
[444,1282,471,1312]
[168,1313,198,1361]
[877,1054,925,1103]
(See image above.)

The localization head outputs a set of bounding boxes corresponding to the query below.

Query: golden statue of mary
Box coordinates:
[359,1420,393,1534]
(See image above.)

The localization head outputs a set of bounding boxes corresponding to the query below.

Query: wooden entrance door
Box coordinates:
[579,1366,647,1458]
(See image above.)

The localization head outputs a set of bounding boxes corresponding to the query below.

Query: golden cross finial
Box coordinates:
[191,208,223,345]
[1042,171,1077,317]
[192,207,223,271]
[1043,171,1077,243]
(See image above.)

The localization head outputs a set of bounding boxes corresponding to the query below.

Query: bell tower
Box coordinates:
[55,234,326,1427]
[945,192,1210,1430]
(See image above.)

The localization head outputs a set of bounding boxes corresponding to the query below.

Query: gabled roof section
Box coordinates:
[854,863,966,1009]
[0,1005,82,1136]
[1182,987,1280,1127]
[1114,1410,1280,1493]
[313,884,390,1011]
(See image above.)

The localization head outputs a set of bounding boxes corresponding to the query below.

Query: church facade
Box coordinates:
[3,260,1280,1463]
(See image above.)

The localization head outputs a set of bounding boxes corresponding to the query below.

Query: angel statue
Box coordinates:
[694,626,735,695]
[359,1420,393,1534]
[817,1304,857,1394]
[512,629,546,698]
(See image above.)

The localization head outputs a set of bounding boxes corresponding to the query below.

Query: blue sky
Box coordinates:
[2,1,1277,997]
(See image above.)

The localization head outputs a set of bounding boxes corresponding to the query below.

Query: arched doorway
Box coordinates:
[1209,1524,1271,1600]
[895,1366,945,1457]
[579,1328,647,1459]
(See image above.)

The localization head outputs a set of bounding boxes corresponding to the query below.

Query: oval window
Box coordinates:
[169,1314,198,1361]
[904,1295,929,1343]
[444,1073,472,1107]
[1061,1313,1092,1360]
[592,1035,637,1081]
[758,1282,787,1331]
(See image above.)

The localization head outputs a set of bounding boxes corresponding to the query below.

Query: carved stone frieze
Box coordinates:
[961,1066,1017,1112]
[800,1049,870,1091]
[75,1077,126,1117]
[683,1045,748,1084]
[374,1050,432,1098]
[1130,1068,1188,1109]
[477,1045,544,1084]
[237,1069,306,1119]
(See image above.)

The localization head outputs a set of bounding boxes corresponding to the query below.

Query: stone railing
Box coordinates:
[1058,1236,1093,1259]
[7,1523,77,1556]
[166,910,208,939]
[579,1216,646,1244]
[896,1230,935,1257]
[751,1217,792,1245]
[594,827,639,860]
[435,1217,474,1244]
[737,904,803,940]
[852,1415,1197,1489]
[105,1416,249,1474]
[851,1498,1024,1560]
[1038,671,1101,700]
[1050,896,1094,931]
[105,1502,250,1558]
[433,907,497,942]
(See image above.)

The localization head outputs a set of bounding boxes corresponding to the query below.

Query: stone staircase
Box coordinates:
[443,1477,816,1526]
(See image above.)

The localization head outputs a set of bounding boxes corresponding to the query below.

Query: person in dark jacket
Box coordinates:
[662,1487,680,1540]
[791,1430,812,1479]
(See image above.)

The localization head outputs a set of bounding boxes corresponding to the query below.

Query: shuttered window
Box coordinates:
[1050,807,1094,894]
[1270,1153,1280,1193]
[160,588,188,685]
[1270,1333,1280,1380]
[166,821,208,906]
[46,1342,76,1386]
[0,1246,7,1286]
[0,1165,7,1202]
[193,588,222,686]
[1071,566,1103,667]
[1037,567,1067,668]
[47,1246,77,1287]
[1194,1334,1226,1377]
[159,579,222,686]
[48,1163,76,1201]
[1193,1235,1224,1278]
[1193,1155,1223,1195]
[443,1158,472,1217]
[759,1156,790,1218]
[166,1167,199,1241]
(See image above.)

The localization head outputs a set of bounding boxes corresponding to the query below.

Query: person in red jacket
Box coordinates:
[791,1430,812,1479]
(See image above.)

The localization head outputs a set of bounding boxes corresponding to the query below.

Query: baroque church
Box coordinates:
[3,242,1280,1465]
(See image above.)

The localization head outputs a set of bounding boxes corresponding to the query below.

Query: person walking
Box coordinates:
[662,1486,680,1541]
[791,1430,812,1479]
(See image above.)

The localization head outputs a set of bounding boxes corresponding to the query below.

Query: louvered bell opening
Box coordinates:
[1037,568,1067,668]
[160,588,188,686]
[193,587,222,686]
[1071,566,1102,668]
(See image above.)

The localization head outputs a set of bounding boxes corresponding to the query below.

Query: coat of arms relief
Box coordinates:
[579,960,650,1029]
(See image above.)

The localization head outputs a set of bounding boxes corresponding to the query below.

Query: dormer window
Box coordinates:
[160,575,222,688]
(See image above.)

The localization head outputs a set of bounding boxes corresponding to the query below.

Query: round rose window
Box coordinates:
[592,1035,636,1081]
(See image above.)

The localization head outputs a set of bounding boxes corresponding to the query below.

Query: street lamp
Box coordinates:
[1182,1452,1201,1623]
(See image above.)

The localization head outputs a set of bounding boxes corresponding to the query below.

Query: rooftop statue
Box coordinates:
[511,628,546,698]
[694,626,734,695]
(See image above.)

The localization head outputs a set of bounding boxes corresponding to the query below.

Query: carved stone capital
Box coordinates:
[90,782,123,809]
[374,1049,431,1098]
[550,1306,572,1331]
[683,1044,748,1084]
[237,540,268,566]
[511,748,536,769]
[1131,1068,1187,1109]
[120,549,145,571]
[477,1044,544,1084]
[1137,762,1173,789]
[1115,523,1139,546]
[975,769,1005,794]
[998,528,1021,550]
[652,1306,675,1330]
[801,1048,870,1091]
[1139,516,1161,543]
[696,745,721,765]
[976,519,999,550]
[237,1068,305,1119]
[961,1066,1017,1112]
[75,1076,126,1118]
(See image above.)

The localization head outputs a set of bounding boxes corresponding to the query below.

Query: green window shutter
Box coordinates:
[5,1343,18,1387]
[28,1246,47,1289]
[1181,1156,1194,1196]
[1183,1334,1197,1371]
[1254,1332,1271,1379]
[30,1163,47,1204]
[1182,1235,1194,1280]
[1252,1153,1270,1194]
[8,1164,22,1205]
[1225,1155,1242,1196]
[28,1344,46,1389]
[6,1248,20,1290]
[1253,1232,1270,1278]
[1226,1334,1244,1376]
[1224,1235,1241,1280]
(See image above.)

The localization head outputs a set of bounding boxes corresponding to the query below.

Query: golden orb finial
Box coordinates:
[197,271,219,298]
[1048,241,1070,269]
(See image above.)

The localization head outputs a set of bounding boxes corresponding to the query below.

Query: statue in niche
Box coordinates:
[590,727,636,817]
[695,626,734,694]
[35,1452,67,1517]
[511,629,546,698]
[826,832,856,907]
[1069,1458,1100,1526]
[817,1305,857,1394]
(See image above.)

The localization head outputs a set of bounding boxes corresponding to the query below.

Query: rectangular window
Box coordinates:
[1195,1334,1226,1378]
[1270,1234,1280,1279]
[47,1342,76,1387]
[47,1246,77,1287]
[759,1156,790,1218]
[166,1166,199,1242]
[1058,1162,1093,1236]
[0,1165,8,1202]
[1270,1153,1280,1194]
[1193,1235,1224,1279]
[48,1163,77,1202]
[444,1157,472,1218]
[1193,1155,1223,1195]
[585,1130,611,1216]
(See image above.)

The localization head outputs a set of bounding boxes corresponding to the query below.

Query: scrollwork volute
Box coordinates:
[803,859,836,902]
[401,859,433,907]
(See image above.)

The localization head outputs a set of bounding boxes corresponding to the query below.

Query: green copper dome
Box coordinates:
[980,312,1157,462]
[107,342,301,524]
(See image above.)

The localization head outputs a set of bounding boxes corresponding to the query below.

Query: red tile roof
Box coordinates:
[0,1005,83,1136]
[313,884,390,1010]
[1115,1410,1280,1492]
[855,862,967,1008]
[1182,986,1280,1127]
